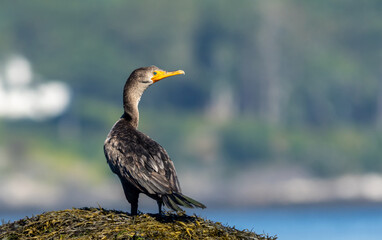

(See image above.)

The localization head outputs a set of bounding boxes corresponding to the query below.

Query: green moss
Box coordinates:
[0,208,276,240]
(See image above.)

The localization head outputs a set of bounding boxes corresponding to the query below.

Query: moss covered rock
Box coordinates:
[0,207,276,240]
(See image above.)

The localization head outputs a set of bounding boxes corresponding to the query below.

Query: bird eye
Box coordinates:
[153,71,157,75]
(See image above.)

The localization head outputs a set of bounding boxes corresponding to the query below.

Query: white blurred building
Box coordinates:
[0,55,70,120]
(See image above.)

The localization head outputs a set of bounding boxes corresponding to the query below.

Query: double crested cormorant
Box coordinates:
[104,66,206,215]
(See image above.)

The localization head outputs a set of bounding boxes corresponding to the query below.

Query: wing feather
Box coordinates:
[104,124,181,196]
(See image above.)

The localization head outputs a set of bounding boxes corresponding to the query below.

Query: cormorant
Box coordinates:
[104,66,206,215]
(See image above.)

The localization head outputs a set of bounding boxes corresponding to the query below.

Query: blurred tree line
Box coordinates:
[1,0,382,177]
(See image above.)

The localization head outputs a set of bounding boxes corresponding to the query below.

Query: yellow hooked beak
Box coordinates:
[151,70,185,83]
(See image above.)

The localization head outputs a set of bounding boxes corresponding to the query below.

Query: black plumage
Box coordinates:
[104,66,206,215]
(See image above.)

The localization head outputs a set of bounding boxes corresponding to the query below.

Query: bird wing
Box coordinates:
[104,129,181,196]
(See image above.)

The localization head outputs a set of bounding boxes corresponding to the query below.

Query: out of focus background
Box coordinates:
[1,1,382,239]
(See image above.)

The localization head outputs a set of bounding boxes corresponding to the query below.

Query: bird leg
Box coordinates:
[157,200,163,215]
[131,201,138,216]
[120,179,139,216]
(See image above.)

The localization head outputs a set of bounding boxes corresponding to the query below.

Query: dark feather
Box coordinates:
[175,193,207,209]
[103,66,205,215]
[163,195,183,212]
[104,119,180,196]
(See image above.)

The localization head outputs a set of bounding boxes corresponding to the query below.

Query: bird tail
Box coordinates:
[162,193,206,212]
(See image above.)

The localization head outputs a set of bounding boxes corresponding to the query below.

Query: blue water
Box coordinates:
[2,205,382,240]
[192,205,382,240]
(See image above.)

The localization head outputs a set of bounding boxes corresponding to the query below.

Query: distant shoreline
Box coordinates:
[2,173,382,216]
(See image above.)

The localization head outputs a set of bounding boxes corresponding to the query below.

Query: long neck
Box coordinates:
[122,86,142,129]
[122,104,139,128]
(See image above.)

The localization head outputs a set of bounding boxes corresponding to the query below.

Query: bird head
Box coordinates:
[127,65,185,88]
[123,66,185,107]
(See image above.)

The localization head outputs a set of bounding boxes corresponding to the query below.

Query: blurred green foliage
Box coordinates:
[1,0,382,177]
